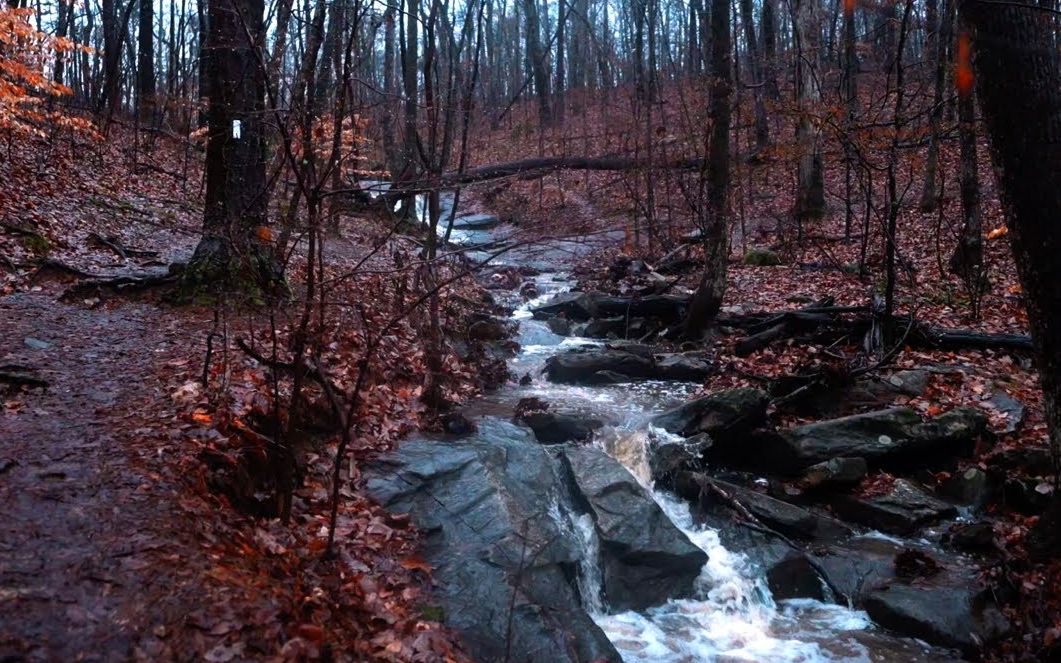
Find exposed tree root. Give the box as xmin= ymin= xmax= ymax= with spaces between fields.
xmin=86 ymin=232 xmax=160 ymax=259
xmin=60 ymin=268 xmax=181 ymax=301
xmin=0 ymin=365 xmax=48 ymax=389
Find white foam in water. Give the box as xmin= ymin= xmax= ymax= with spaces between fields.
xmin=573 ymin=513 xmax=605 ymax=615
xmin=589 ymin=429 xmax=874 ymax=662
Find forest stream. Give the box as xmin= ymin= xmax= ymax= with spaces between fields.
xmin=364 ymin=196 xmax=993 ymax=662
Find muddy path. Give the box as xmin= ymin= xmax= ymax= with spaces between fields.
xmin=0 ymin=289 xmax=223 ymax=660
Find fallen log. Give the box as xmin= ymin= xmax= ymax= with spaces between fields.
xmin=436 ymin=155 xmax=704 ymax=188
xmin=909 ymin=325 xmax=1033 ymax=352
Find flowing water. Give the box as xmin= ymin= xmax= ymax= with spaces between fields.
xmin=424 ymin=194 xmax=953 ymax=662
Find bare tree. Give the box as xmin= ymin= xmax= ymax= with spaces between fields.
xmin=684 ymin=0 xmax=731 ymax=339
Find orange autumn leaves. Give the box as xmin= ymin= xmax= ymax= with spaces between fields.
xmin=0 ymin=6 xmax=94 ymax=136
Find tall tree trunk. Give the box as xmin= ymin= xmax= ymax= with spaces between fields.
xmin=554 ymin=0 xmax=565 ymax=125
xmin=521 ymin=0 xmax=550 ymax=124
xmin=841 ymin=0 xmax=858 ymax=237
xmin=794 ymin=0 xmax=825 ymax=226
xmin=739 ymin=0 xmax=768 ymax=149
xmin=137 ymin=0 xmax=156 ymax=125
xmin=761 ymin=0 xmax=779 ymax=102
xmin=196 ymin=0 xmax=209 ymax=125
xmin=959 ymin=1 xmax=1061 ymax=521
xmin=267 ymin=0 xmax=294 ymax=97
xmin=185 ymin=0 xmax=273 ymax=288
xmin=948 ymin=24 xmax=983 ymax=298
xmin=101 ymin=0 xmax=121 ymax=117
xmin=54 ymin=0 xmax=71 ymax=86
xmin=380 ymin=3 xmax=402 ymax=177
xmin=919 ymin=0 xmax=950 ymax=211
xmin=684 ymin=0 xmax=731 ymax=339
xmin=398 ymin=0 xmax=419 ymax=216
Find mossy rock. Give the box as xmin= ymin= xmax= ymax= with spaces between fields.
xmin=744 ymin=247 xmax=782 ymax=266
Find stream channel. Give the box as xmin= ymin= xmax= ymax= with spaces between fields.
xmin=365 ymin=194 xmax=973 ymax=662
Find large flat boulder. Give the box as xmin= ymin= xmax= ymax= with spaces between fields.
xmin=560 ymin=446 xmax=707 ymax=611
xmin=530 ymin=292 xmax=691 ymax=323
xmin=865 ymin=583 xmax=1010 ymax=655
xmin=530 ymin=292 xmax=596 ymax=321
xmin=831 ymin=479 xmax=958 ymax=534
xmin=450 ymin=212 xmax=501 ymax=230
xmin=544 ymin=348 xmax=712 ymax=385
xmin=365 ymin=419 xmax=706 ymax=660
xmin=519 ymin=411 xmax=603 ymax=444
xmin=710 ymin=479 xmax=852 ymax=542
xmin=778 ymin=407 xmax=987 ymax=472
xmin=651 ymin=388 xmax=770 ymax=441
xmin=364 ymin=423 xmax=619 ymax=663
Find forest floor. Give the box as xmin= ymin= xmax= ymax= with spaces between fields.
xmin=1 ymin=131 xmax=473 ymax=661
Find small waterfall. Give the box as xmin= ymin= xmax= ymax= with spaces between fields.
xmin=589 ymin=428 xmax=873 ymax=662
xmin=573 ymin=513 xmax=605 ymax=615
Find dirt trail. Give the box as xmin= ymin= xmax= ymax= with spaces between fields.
xmin=0 ymin=288 xmax=218 ymax=661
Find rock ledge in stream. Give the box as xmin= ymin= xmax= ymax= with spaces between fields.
xmin=560 ymin=445 xmax=707 ymax=610
xmin=364 ymin=419 xmax=705 ymax=662
xmin=544 ymin=347 xmax=713 ymax=384
xmin=747 ymin=407 xmax=988 ymax=475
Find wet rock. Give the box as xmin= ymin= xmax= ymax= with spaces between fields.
xmin=545 ymin=317 xmax=572 ymax=336
xmin=800 ymin=457 xmax=868 ymax=491
xmin=519 ymin=282 xmax=540 ymax=299
xmin=559 ymin=446 xmax=708 ymax=611
xmin=864 ymin=584 xmax=1011 ymax=655
xmin=767 ymin=553 xmax=826 ymax=600
xmin=530 ymin=292 xmax=691 ymax=324
xmin=649 ymin=433 xmax=713 ymax=488
xmin=514 ymin=396 xmax=549 ymax=418
xmin=531 ymin=292 xmax=596 ymax=321
xmin=581 ymin=316 xmax=650 ymax=339
xmin=811 ymin=536 xmax=907 ymax=606
xmin=441 ymin=411 xmax=477 ymax=436
xmin=832 ymin=479 xmax=958 ymax=534
xmin=451 ymin=213 xmax=501 ymax=230
xmin=777 ymin=407 xmax=987 ymax=472
xmin=591 ymin=294 xmax=691 ymax=321
xmin=364 ymin=422 xmax=622 ymax=662
xmin=987 ymin=391 xmax=1025 ymax=434
xmin=711 ymin=480 xmax=852 ymax=542
xmin=944 ymin=521 xmax=996 ymax=552
xmin=486 ymin=266 xmax=522 ymax=290
xmin=519 ymin=411 xmax=603 ymax=444
xmin=988 ymin=445 xmax=1053 ymax=476
xmin=651 ymin=388 xmax=770 ymax=444
xmin=940 ymin=467 xmax=993 ymax=508
xmin=545 ymin=349 xmax=653 ymax=384
xmin=743 ymin=247 xmax=783 ymax=266
xmin=544 ymin=348 xmax=713 ymax=385
xmin=468 ymin=318 xmax=508 ymax=341
xmin=787 ymin=369 xmax=932 ymax=419
xmin=1001 ymin=477 xmax=1054 ymax=515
